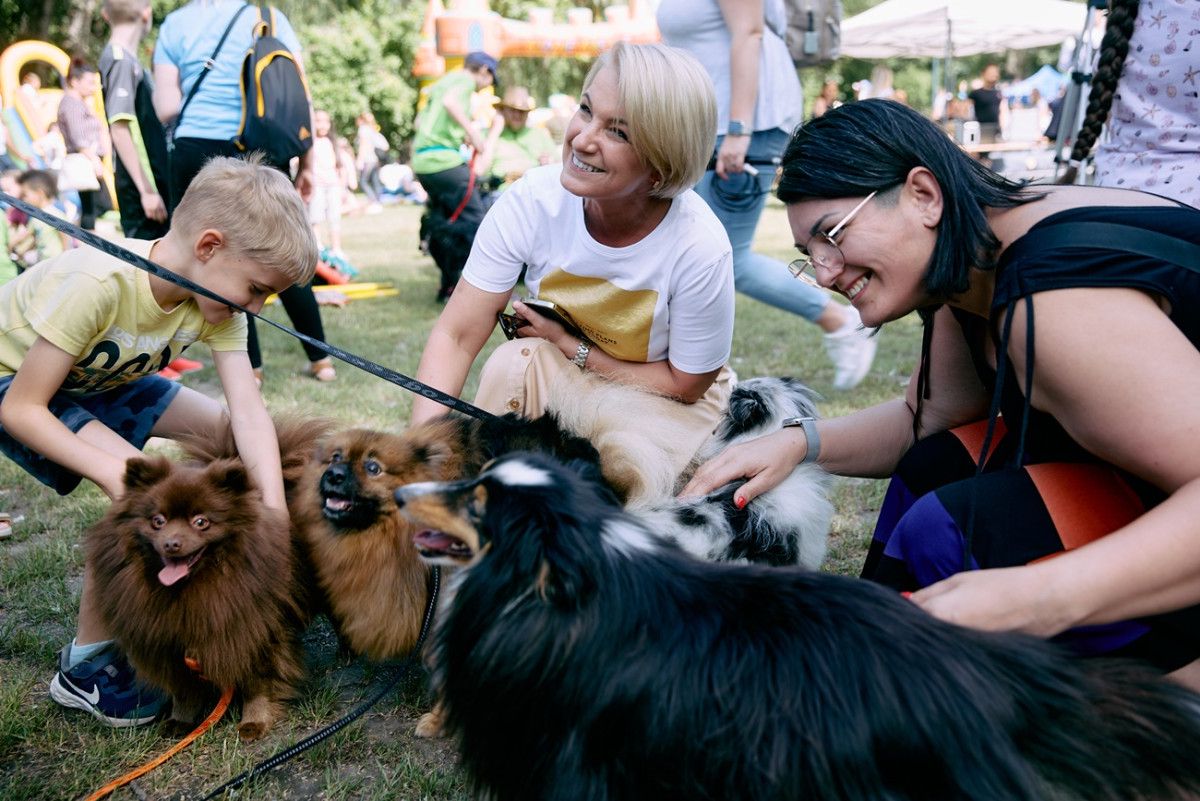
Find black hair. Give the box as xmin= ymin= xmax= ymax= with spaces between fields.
xmin=777 ymin=99 xmax=1041 ymax=304
xmin=1063 ymin=0 xmax=1140 ymax=177
xmin=67 ymin=58 xmax=97 ymax=85
xmin=17 ymin=169 xmax=58 ymax=200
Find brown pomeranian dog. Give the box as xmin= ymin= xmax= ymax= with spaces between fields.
xmin=289 ymin=425 xmax=454 ymax=662
xmin=289 ymin=407 xmax=612 ymax=659
xmin=87 ymin=456 xmax=310 ymax=741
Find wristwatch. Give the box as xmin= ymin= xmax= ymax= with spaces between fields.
xmin=781 ymin=416 xmax=820 ymax=464
xmin=572 ymin=338 xmax=591 ymax=369
xmin=726 ymin=119 xmax=749 ymax=137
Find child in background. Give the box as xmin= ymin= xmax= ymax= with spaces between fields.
xmin=307 ymin=110 xmax=349 ymax=271
xmin=0 ymin=171 xmax=21 ymax=284
xmin=335 ymin=135 xmax=365 ymax=217
xmin=99 ymin=0 xmax=202 ymax=381
xmin=10 ymin=170 xmax=68 ymax=268
xmin=0 ymin=156 xmax=317 ymax=726
xmin=99 ymin=0 xmax=170 ymax=239
xmin=32 ymin=122 xmax=66 ymax=171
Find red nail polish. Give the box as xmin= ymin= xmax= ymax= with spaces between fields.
xmin=900 ymin=591 xmax=913 ymax=599
xmin=734 ymin=495 xmax=747 ymax=509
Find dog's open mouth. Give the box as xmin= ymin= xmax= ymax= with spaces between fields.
xmin=323 ymin=492 xmax=354 ymax=515
xmin=158 ymin=547 xmax=205 ymax=586
xmin=413 ymin=529 xmax=473 ymax=560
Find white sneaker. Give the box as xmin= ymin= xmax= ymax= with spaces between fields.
xmin=823 ymin=305 xmax=878 ymax=390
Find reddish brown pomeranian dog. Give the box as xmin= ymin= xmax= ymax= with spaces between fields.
xmin=289 ymin=425 xmax=446 ymax=662
xmin=87 ymin=456 xmax=310 ymax=741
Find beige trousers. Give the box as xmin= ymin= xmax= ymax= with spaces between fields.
xmin=473 ymin=338 xmax=734 ymax=503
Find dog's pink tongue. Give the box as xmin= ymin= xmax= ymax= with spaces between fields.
xmin=158 ymin=559 xmax=190 ymax=586
xmin=414 ymin=530 xmax=456 ymax=552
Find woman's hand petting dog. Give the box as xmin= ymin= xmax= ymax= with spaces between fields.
xmin=679 ymin=428 xmax=805 ymax=504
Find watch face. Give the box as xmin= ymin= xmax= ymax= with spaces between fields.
xmin=727 ymin=120 xmax=746 ymax=136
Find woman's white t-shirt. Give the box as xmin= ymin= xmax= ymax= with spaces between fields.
xmin=463 ymin=165 xmax=734 ymax=374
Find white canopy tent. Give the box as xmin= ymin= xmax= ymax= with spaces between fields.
xmin=841 ymin=0 xmax=1088 ymax=59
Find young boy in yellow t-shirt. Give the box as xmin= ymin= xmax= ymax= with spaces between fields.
xmin=0 ymin=155 xmax=317 ymax=726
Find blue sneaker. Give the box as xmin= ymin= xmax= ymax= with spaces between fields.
xmin=48 ymin=643 xmax=167 ymax=727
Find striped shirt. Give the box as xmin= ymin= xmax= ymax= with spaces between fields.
xmin=56 ymin=94 xmax=106 ymax=156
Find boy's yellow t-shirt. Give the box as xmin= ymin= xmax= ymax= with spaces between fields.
xmin=0 ymin=237 xmax=247 ymax=395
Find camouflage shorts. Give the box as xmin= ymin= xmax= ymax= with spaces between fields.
xmin=0 ymin=373 xmax=180 ymax=495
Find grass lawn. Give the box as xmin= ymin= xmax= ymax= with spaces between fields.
xmin=0 ymin=199 xmax=921 ymax=800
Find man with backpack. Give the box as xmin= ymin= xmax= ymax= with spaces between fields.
xmin=153 ymin=0 xmax=338 ymax=384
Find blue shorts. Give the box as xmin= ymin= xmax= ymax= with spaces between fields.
xmin=0 ymin=373 xmax=180 ymax=495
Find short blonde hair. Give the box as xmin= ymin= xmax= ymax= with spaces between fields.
xmin=102 ymin=0 xmax=149 ymax=25
xmin=172 ymin=155 xmax=317 ymax=285
xmin=583 ymin=43 xmax=716 ymax=199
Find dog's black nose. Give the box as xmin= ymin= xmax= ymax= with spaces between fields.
xmin=323 ymin=462 xmax=350 ymax=487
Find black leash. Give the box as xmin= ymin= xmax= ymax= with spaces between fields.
xmin=0 ymin=192 xmax=497 ymax=421
xmin=200 ymin=566 xmax=442 ymax=800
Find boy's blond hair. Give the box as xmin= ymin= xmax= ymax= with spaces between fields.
xmin=102 ymin=0 xmax=149 ymax=25
xmin=583 ymin=43 xmax=716 ymax=200
xmin=172 ymin=155 xmax=318 ymax=285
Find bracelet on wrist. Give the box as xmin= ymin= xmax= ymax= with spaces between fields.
xmin=781 ymin=416 xmax=820 ymax=465
xmin=571 ymin=338 xmax=591 ymax=370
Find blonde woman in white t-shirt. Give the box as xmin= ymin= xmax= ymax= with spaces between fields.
xmin=411 ymin=43 xmax=735 ymax=480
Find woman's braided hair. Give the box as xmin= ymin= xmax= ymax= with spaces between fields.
xmin=1060 ymin=0 xmax=1141 ymax=182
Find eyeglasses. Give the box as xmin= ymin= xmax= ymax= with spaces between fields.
xmin=787 ymin=191 xmax=877 ymax=286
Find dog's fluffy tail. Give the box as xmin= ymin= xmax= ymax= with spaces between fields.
xmin=178 ymin=416 xmax=335 ymax=486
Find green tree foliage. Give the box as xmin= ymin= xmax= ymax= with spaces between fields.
xmin=301 ymin=2 xmax=425 ymax=152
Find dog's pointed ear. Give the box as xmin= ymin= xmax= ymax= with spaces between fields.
xmin=538 ymin=542 xmax=594 ymax=608
xmin=207 ymin=460 xmax=251 ymax=494
xmin=124 ymin=456 xmax=172 ymax=491
xmin=411 ymin=438 xmax=455 ymax=474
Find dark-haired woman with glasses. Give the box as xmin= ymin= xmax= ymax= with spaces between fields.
xmin=684 ymin=98 xmax=1200 ymax=686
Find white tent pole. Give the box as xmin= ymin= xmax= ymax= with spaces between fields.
xmin=943 ymin=17 xmax=953 ymax=96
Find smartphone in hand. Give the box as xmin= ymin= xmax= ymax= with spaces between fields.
xmin=497 ymin=298 xmax=582 ymax=340
xmin=520 ymin=299 xmax=582 ymax=337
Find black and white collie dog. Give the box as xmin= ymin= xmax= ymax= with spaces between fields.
xmin=641 ymin=376 xmax=833 ymax=568
xmin=398 ymin=452 xmax=1200 ymax=801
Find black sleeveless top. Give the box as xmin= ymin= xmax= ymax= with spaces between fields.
xmin=946 ymin=205 xmax=1200 ymax=472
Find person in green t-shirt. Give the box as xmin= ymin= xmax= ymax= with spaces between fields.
xmin=413 ymin=51 xmax=498 ymax=302
xmin=488 ymin=86 xmax=557 ymax=189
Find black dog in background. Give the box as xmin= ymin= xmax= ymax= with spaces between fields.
xmin=419 ymin=176 xmax=501 ymax=302
xmin=398 ymin=451 xmax=1200 ymax=801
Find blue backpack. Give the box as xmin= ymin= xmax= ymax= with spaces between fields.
xmin=233 ymin=4 xmax=313 ymax=165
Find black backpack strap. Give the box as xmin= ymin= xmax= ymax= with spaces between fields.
xmin=255 ymin=3 xmax=273 ymax=36
xmin=1003 ymin=221 xmax=1200 ymax=274
xmin=172 ymin=3 xmax=251 ymax=144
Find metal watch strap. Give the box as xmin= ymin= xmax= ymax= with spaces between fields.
xmin=782 ymin=417 xmax=820 ymax=464
xmin=572 ymin=339 xmax=591 ymax=369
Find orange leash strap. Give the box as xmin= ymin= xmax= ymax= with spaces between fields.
xmin=81 ymin=685 xmax=234 ymax=801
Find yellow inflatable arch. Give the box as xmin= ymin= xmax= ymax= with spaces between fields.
xmin=1 ymin=40 xmax=116 ymax=204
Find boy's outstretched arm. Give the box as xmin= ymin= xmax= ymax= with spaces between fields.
xmin=0 ymin=337 xmax=139 ymax=499
xmin=212 ymin=348 xmax=285 ymax=510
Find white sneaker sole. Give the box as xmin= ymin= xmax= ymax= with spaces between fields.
xmin=49 ymin=673 xmax=158 ymax=727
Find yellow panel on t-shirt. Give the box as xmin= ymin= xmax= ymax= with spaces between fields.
xmin=537 ymin=270 xmax=657 ymax=363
